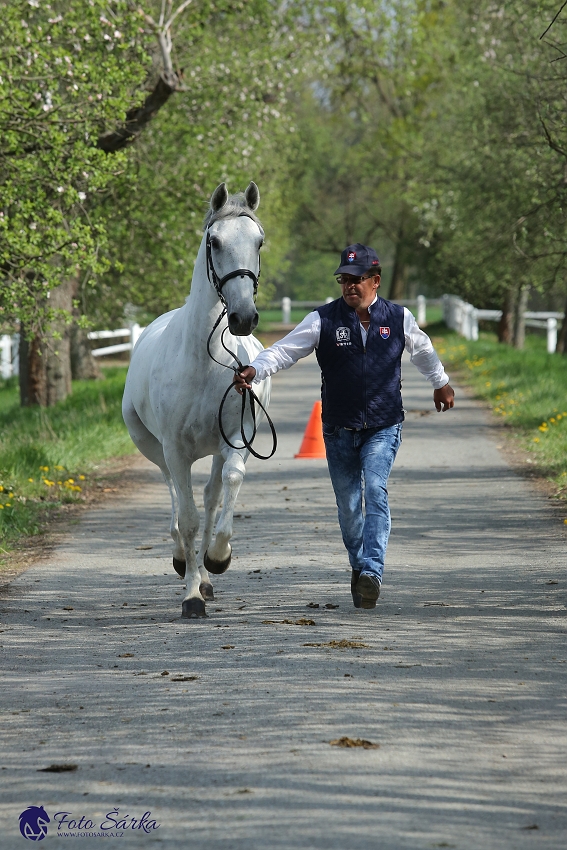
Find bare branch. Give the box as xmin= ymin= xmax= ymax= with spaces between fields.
xmin=164 ymin=0 xmax=193 ymax=31
xmin=540 ymin=2 xmax=567 ymax=41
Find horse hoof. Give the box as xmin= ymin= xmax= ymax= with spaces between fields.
xmin=204 ymin=547 xmax=232 ymax=575
xmin=182 ymin=598 xmax=207 ymax=619
xmin=199 ymin=582 xmax=215 ymax=601
xmin=173 ymin=557 xmax=186 ymax=578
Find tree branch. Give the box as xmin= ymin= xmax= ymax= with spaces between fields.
xmin=97 ymin=1 xmax=191 ymax=152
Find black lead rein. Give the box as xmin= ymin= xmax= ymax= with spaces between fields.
xmin=205 ymin=219 xmax=277 ymax=461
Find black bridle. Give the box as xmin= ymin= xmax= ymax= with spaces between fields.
xmin=205 ymin=217 xmax=277 ymax=461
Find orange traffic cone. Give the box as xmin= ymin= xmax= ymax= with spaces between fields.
xmin=294 ymin=400 xmax=326 ymax=459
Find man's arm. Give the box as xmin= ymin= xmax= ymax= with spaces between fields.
xmin=233 ymin=310 xmax=321 ymax=394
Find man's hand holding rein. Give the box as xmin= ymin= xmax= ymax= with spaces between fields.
xmin=234 ymin=365 xmax=257 ymax=394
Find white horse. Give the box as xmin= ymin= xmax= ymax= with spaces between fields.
xmin=122 ymin=182 xmax=270 ymax=618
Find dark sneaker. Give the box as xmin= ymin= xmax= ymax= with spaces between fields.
xmin=350 ymin=570 xmax=362 ymax=609
xmin=356 ymin=573 xmax=381 ymax=609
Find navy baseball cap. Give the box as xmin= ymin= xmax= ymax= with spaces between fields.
xmin=334 ymin=243 xmax=381 ymax=277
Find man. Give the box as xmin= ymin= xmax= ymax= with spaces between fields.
xmin=234 ymin=243 xmax=454 ymax=609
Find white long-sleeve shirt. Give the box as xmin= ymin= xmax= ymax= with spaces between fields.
xmin=250 ymin=301 xmax=449 ymax=389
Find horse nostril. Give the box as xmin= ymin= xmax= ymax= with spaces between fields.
xmin=251 ymin=311 xmax=259 ymax=330
xmin=228 ymin=312 xmax=239 ymax=328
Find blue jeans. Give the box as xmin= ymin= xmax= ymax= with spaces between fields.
xmin=323 ymin=423 xmax=402 ymax=583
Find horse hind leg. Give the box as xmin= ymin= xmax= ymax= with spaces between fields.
xmin=162 ymin=469 xmax=186 ymax=577
xmin=196 ymin=455 xmax=224 ymax=599
xmin=204 ymin=448 xmax=246 ymax=575
xmin=123 ymin=404 xmax=185 ymax=575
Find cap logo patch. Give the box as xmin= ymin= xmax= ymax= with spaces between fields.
xmin=336 ymin=326 xmax=351 ymax=346
xmin=380 ymin=326 xmax=390 ymax=339
xmin=347 ymin=251 xmax=356 ymax=263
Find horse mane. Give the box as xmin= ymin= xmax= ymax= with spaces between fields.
xmin=203 ymin=192 xmax=262 ymax=230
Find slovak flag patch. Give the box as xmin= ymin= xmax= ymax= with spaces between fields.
xmin=380 ymin=326 xmax=390 ymax=339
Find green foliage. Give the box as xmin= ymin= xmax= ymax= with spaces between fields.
xmin=0 ymin=365 xmax=133 ymax=542
xmin=0 ymin=0 xmax=151 ymax=336
xmin=433 ymin=328 xmax=567 ymax=500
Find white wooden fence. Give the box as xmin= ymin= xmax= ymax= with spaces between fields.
xmin=1 ymin=295 xmax=563 ymax=379
xmin=442 ymin=294 xmax=563 ymax=353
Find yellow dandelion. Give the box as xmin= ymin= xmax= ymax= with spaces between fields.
xmin=54 ymin=465 xmax=64 ymax=470
xmin=8 ymin=492 xmax=13 ymax=498
xmin=39 ymin=466 xmax=49 ymax=472
xmin=67 ymin=478 xmax=74 ymax=484
xmin=550 ymin=418 xmax=556 ymax=424
xmin=533 ymin=438 xmax=540 ymax=443
xmin=43 ymin=479 xmax=55 ymax=487
xmin=0 ymin=505 xmax=4 ymax=510
xmin=538 ymin=426 xmax=547 ymax=433
xmin=5 ymin=503 xmax=11 ymax=507
xmin=28 ymin=478 xmax=34 ymax=483
xmin=0 ymin=485 xmax=3 ymax=492
xmin=79 ymin=475 xmax=85 ymax=481
xmin=564 ymin=519 xmax=567 ymax=525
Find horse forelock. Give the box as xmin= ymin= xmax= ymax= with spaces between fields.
xmin=203 ymin=192 xmax=262 ymax=230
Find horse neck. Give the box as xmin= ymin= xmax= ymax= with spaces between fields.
xmin=182 ymin=236 xmax=227 ymax=360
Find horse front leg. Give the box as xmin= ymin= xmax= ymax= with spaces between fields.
xmin=196 ymin=454 xmax=224 ymax=600
xmin=204 ymin=447 xmax=246 ymax=575
xmin=164 ymin=448 xmax=206 ymax=619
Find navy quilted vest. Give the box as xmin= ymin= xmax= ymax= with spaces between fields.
xmin=315 ymin=296 xmax=405 ymax=429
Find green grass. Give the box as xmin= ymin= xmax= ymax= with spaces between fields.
xmin=0 ymin=367 xmax=135 ymax=545
xmin=428 ymin=323 xmax=567 ymax=504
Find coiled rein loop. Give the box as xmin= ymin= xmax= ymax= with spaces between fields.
xmin=205 ymin=218 xmax=277 ymax=461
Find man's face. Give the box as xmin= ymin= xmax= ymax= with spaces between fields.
xmin=339 ymin=274 xmax=380 ymax=311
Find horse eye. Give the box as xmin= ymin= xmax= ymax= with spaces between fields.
xmin=210 ymin=236 xmax=221 ymax=250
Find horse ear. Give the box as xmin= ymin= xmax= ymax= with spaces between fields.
xmin=211 ymin=183 xmax=228 ymax=213
xmin=245 ymin=181 xmax=260 ymax=211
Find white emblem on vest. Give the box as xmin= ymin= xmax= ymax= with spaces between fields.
xmin=336 ymin=326 xmax=350 ymax=343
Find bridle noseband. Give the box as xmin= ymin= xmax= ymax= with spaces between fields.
xmin=205 ymin=213 xmax=277 ymax=461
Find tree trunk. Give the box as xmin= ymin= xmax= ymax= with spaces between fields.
xmin=497 ymin=289 xmax=514 ymax=343
xmin=70 ymin=324 xmax=103 ymax=380
xmin=44 ymin=279 xmax=73 ymax=404
xmin=388 ymin=223 xmax=406 ymax=301
xmin=19 ymin=280 xmax=73 ymax=406
xmin=556 ymin=293 xmax=567 ymax=354
xmin=70 ymin=277 xmax=102 ymax=380
xmin=513 ymin=284 xmax=530 ymax=349
xmin=19 ymin=333 xmax=46 ymax=406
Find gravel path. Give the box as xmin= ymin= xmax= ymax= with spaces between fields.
xmin=1 ymin=352 xmax=566 ymax=849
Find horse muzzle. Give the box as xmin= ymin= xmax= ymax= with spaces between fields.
xmin=228 ymin=309 xmax=259 ymax=336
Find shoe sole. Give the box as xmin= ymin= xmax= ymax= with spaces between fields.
xmin=356 ymin=574 xmax=381 ymax=608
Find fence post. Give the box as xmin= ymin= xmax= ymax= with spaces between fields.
xmin=130 ymin=323 xmax=142 ymax=354
xmin=471 ymin=308 xmax=479 ymax=341
xmin=282 ymin=297 xmax=291 ymax=324
xmin=417 ymin=294 xmax=426 ymax=326
xmin=0 ymin=335 xmax=12 ymax=379
xmin=547 ymin=317 xmax=557 ymax=354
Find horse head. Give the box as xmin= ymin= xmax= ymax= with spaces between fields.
xmin=205 ymin=182 xmax=264 ymax=336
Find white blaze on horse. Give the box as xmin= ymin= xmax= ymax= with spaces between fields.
xmin=123 ymin=182 xmax=271 ymax=618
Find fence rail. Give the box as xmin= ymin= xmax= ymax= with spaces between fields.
xmin=443 ymin=294 xmax=564 ymax=353
xmin=1 ymin=295 xmax=563 ymax=379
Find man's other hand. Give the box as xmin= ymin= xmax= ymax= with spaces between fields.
xmin=433 ymin=384 xmax=455 ymax=412
xmin=233 ymin=365 xmax=257 ymax=395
